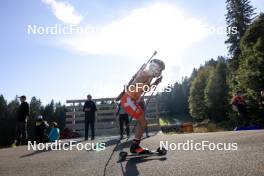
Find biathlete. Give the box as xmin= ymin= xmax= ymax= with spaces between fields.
xmin=119 ymin=59 xmax=165 ymax=154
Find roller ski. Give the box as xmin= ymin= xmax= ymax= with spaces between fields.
xmin=119 ymin=147 xmax=167 ymax=161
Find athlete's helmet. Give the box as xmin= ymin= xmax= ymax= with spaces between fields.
xmin=149 ymin=59 xmax=165 ymax=77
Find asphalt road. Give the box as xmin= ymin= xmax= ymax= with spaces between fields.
xmin=0 ymin=130 xmax=264 ymax=176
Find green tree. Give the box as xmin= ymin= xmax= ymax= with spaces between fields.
xmin=225 ymin=0 xmax=256 ymax=68
xmin=237 ymin=14 xmax=264 ymax=120
xmin=0 ymin=97 xmax=19 ymax=146
xmin=6 ymin=96 xmax=20 ymax=119
xmin=189 ymin=68 xmax=198 ymax=84
xmin=205 ymin=57 xmax=229 ymax=122
xmin=41 ymin=100 xmax=55 ymax=122
xmin=189 ymin=66 xmax=214 ymax=120
xmin=157 ymin=77 xmax=190 ymax=121
xmin=238 ymin=14 xmax=264 ymax=92
xmin=30 ymin=97 xmax=42 ymax=119
xmin=173 ymin=77 xmax=189 ymax=116
xmin=0 ymin=95 xmax=7 ymax=119
xmin=54 ymin=102 xmax=67 ymax=130
xmin=28 ymin=97 xmax=42 ymax=142
xmin=0 ymin=95 xmax=8 ymax=146
xmin=40 ymin=100 xmax=66 ymax=130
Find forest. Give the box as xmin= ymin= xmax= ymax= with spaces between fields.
xmin=1 ymin=0 xmax=264 ymax=147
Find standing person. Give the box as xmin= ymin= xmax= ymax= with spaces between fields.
xmin=116 ymin=103 xmax=130 ymax=139
xmin=83 ymin=94 xmax=97 ymax=140
xmin=48 ymin=122 xmax=60 ymax=142
xmin=231 ymin=91 xmax=249 ymax=128
xmin=15 ymin=95 xmax=30 ymax=145
xmin=35 ymin=115 xmax=49 ymax=143
xmin=119 ymin=59 xmax=165 ymax=154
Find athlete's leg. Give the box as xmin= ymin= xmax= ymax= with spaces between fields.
xmin=130 ymin=115 xmax=149 ymax=154
xmin=134 ymin=115 xmax=147 ymax=139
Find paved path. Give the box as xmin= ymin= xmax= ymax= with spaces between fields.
xmin=0 ymin=130 xmax=264 ymax=176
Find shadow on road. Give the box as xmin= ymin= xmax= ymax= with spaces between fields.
xmin=120 ymin=156 xmax=167 ymax=176
xmin=103 ymin=131 xmax=159 ymax=152
xmin=20 ymin=140 xmax=82 ymax=158
xmin=102 ymin=132 xmax=160 ymax=176
xmin=20 ymin=148 xmax=52 ymax=158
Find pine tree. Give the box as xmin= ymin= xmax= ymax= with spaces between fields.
xmin=6 ymin=96 xmax=20 ymax=119
xmin=237 ymin=14 xmax=264 ymax=119
xmin=225 ymin=0 xmax=255 ymax=69
xmin=28 ymin=97 xmax=42 ymax=141
xmin=0 ymin=95 xmax=7 ymax=119
xmin=41 ymin=100 xmax=55 ymax=122
xmin=30 ymin=96 xmax=42 ymax=119
xmin=54 ymin=102 xmax=67 ymax=130
xmin=205 ymin=57 xmax=229 ymax=122
xmin=189 ymin=66 xmax=214 ymax=120
xmin=1 ymin=97 xmax=20 ymax=145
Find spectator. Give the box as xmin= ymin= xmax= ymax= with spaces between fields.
xmin=116 ymin=103 xmax=130 ymax=139
xmin=231 ymin=91 xmax=250 ymax=128
xmin=35 ymin=115 xmax=49 ymax=143
xmin=83 ymin=94 xmax=97 ymax=140
xmin=15 ymin=95 xmax=29 ymax=146
xmin=48 ymin=122 xmax=60 ymax=142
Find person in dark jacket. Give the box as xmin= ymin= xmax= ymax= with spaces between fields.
xmin=15 ymin=95 xmax=30 ymax=145
xmin=35 ymin=115 xmax=49 ymax=143
xmin=83 ymin=94 xmax=97 ymax=140
xmin=116 ymin=103 xmax=130 ymax=139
